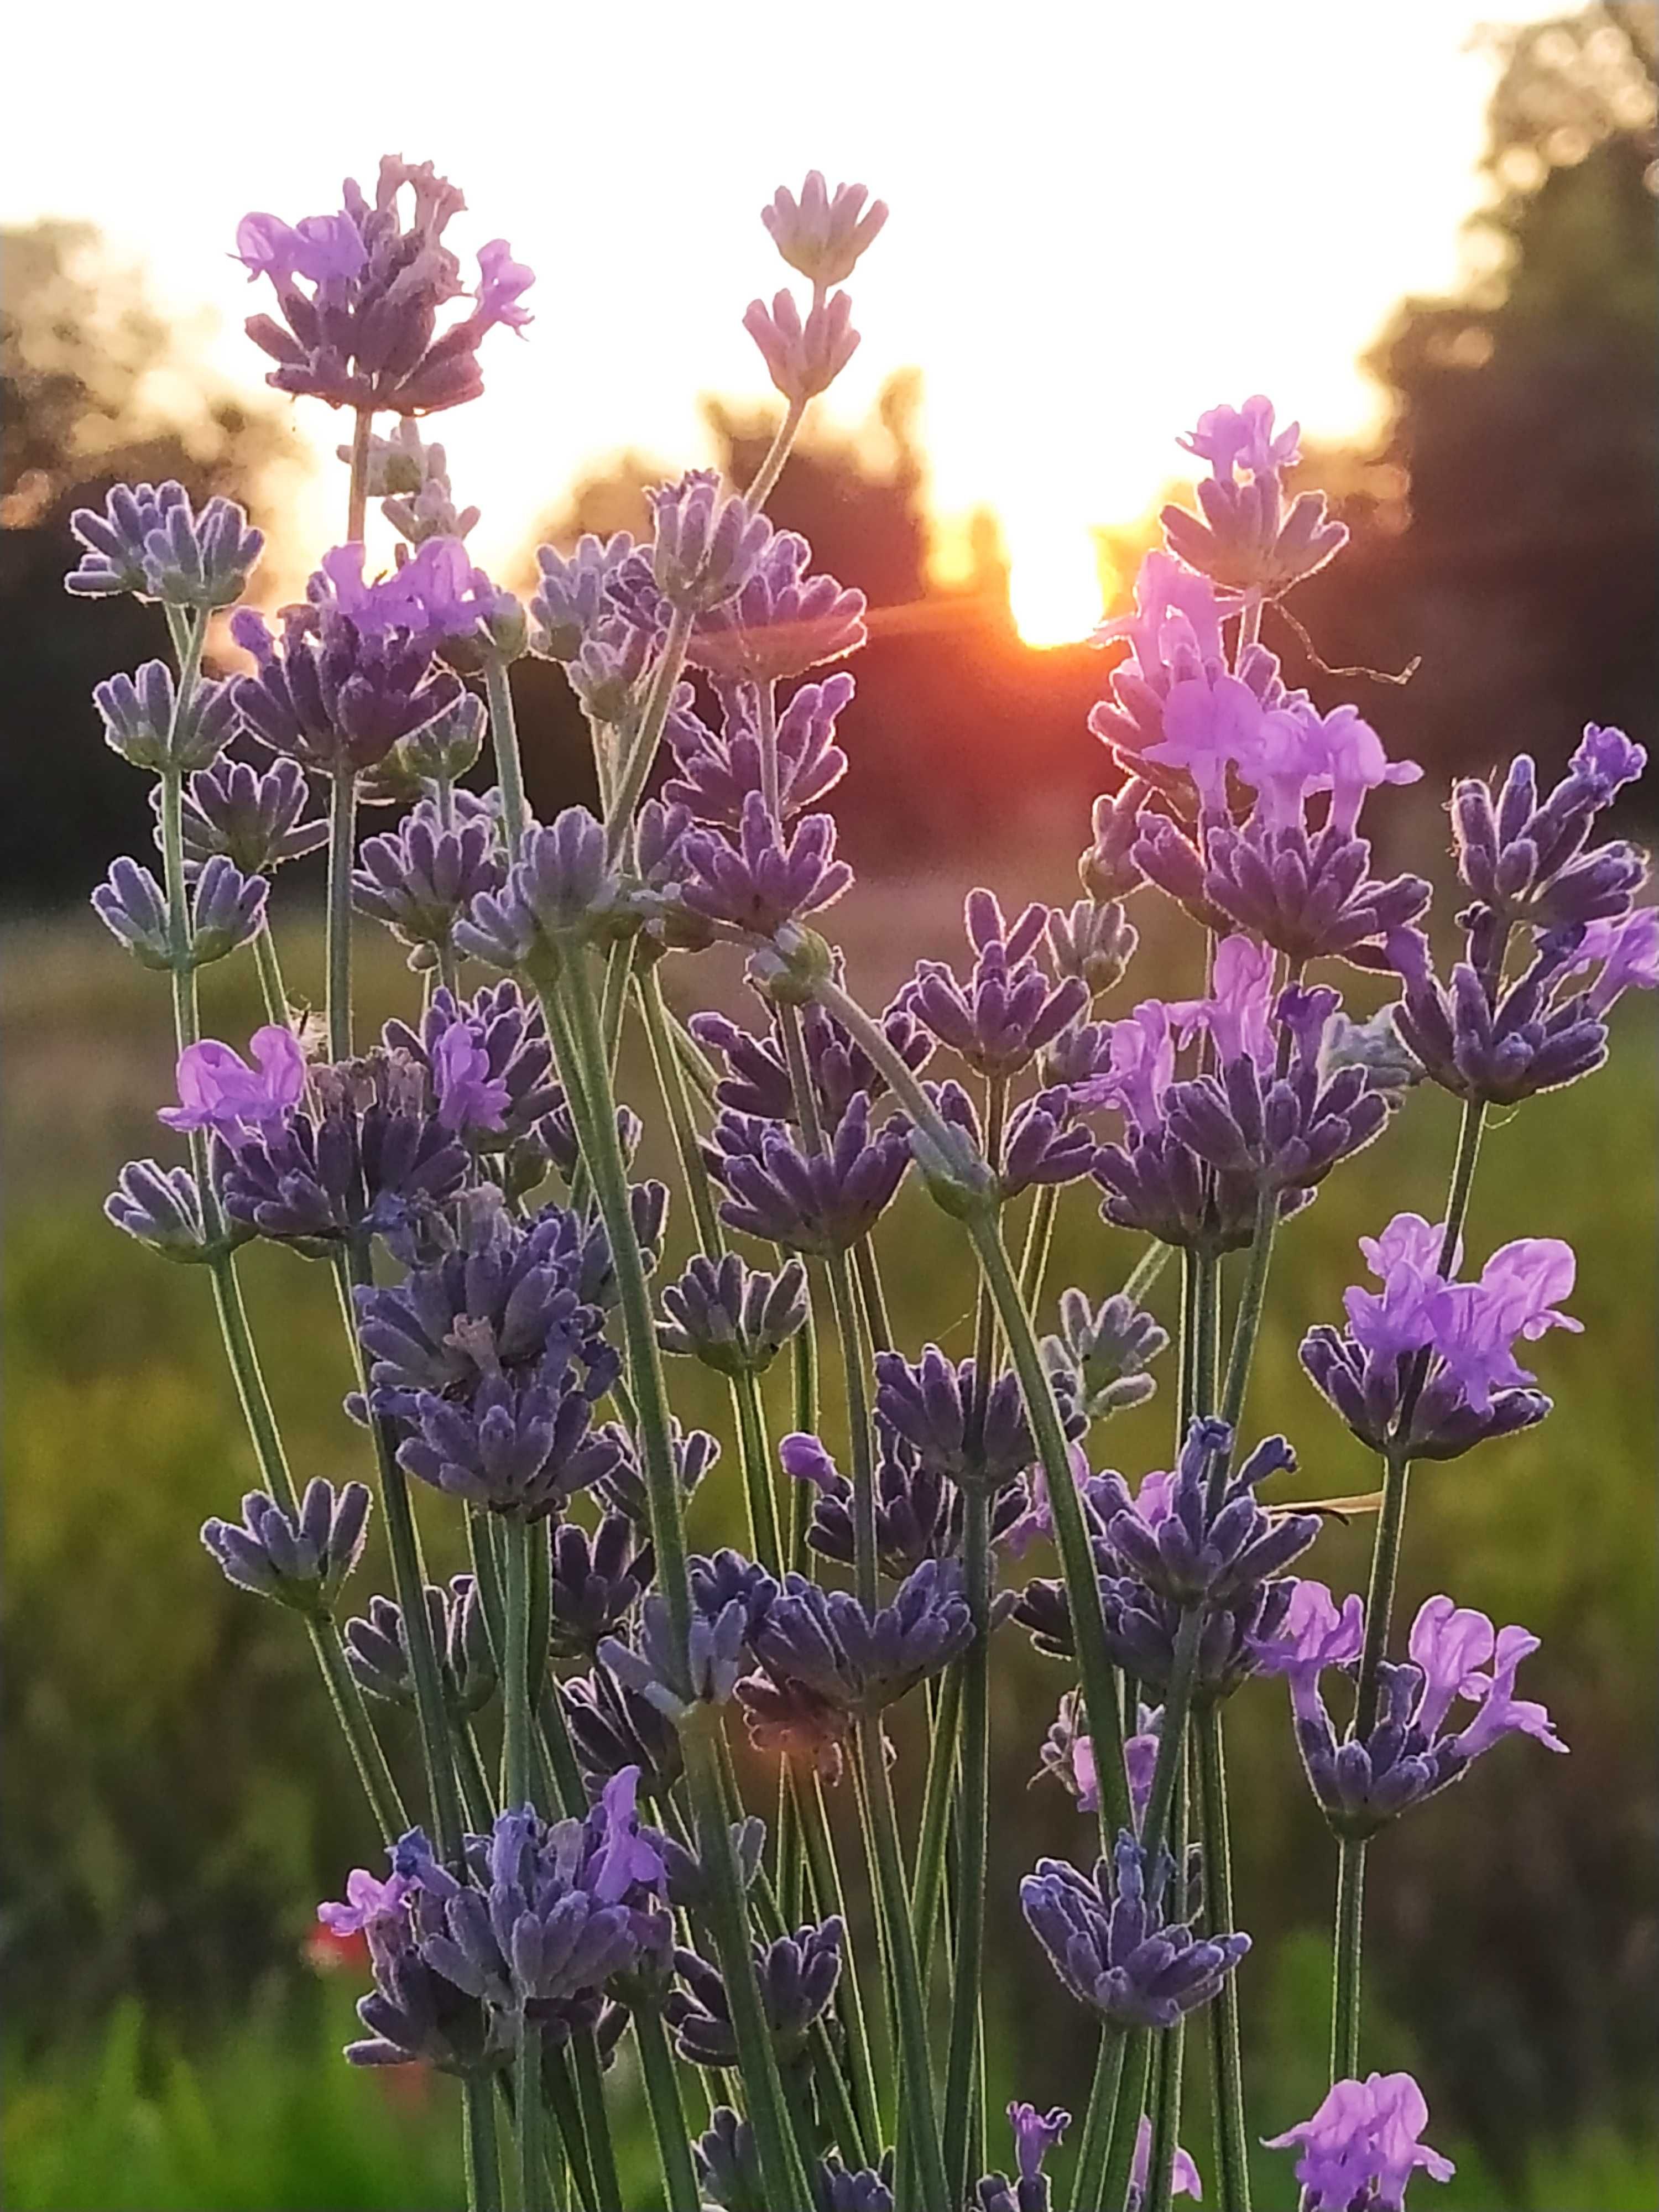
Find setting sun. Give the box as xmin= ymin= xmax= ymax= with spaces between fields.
xmin=1007 ymin=519 xmax=1112 ymax=649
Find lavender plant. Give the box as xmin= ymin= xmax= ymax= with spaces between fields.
xmin=77 ymin=154 xmax=1655 ymax=2212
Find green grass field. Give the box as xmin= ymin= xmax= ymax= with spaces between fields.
xmin=4 ymin=886 xmax=1655 ymax=2209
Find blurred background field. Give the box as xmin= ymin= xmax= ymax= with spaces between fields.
xmin=4 ymin=4 xmax=1658 ymax=2207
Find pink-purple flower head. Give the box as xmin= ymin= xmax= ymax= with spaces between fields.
xmin=745 ymin=287 xmax=860 ymax=407
xmin=1265 ymin=2072 xmax=1453 ymax=2211
xmin=1181 ymin=396 xmax=1301 ymax=481
xmin=1166 ymin=395 xmax=1347 ymax=597
xmin=761 ymin=172 xmax=888 ymax=290
xmin=318 ymin=1865 xmax=413 ymax=1940
xmin=1344 ymin=1214 xmax=1580 ymax=1415
xmin=160 ymin=1025 xmax=306 ymax=1143
xmin=1129 ymin=2115 xmax=1202 ymax=2209
xmin=237 ymin=155 xmax=533 ymax=416
xmin=1452 ymin=724 xmax=1648 ymax=932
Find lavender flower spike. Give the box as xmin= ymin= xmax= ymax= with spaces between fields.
xmin=974 ymin=2101 xmax=1071 ymax=2212
xmin=1264 ymin=2072 xmax=1453 ymax=2210
xmin=680 ymin=791 xmax=853 ymax=936
xmin=665 ymin=1918 xmax=843 ymax=2068
xmin=161 ymin=756 xmax=327 ymax=879
xmin=745 ymin=288 xmax=860 ymax=406
xmin=1020 ymin=1830 xmax=1249 ymax=2029
xmin=201 ymin=1479 xmax=371 ymax=1614
xmin=1452 ymin=725 xmax=1648 ymax=932
xmin=66 ymin=481 xmax=263 ymax=607
xmin=646 ymin=469 xmax=773 ymax=613
xmin=96 ymin=663 xmax=236 ymax=775
xmin=657 ymin=1253 xmax=810 ymax=1376
xmin=106 ymin=1157 xmax=234 ymax=1263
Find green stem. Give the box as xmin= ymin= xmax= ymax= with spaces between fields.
xmin=1142 ymin=1762 xmax=1190 ymax=2212
xmin=1196 ymin=1704 xmax=1251 ymax=2212
xmin=346 ymin=405 xmax=373 ymax=545
xmin=540 ymin=952 xmax=695 ymax=1695
xmin=251 ymin=924 xmax=290 ymax=1026
xmin=635 ymin=2006 xmax=700 ymax=2212
xmin=514 ymin=2016 xmax=545 ymax=2212
xmin=341 ymin=1243 xmax=466 ymax=1859
xmin=1097 ymin=2030 xmax=1153 ymax=2212
xmin=943 ymin=1484 xmax=992 ymax=2207
xmin=326 ymin=768 xmax=357 ymax=1062
xmin=1354 ymin=1444 xmax=1412 ymax=1743
xmin=1330 ymin=1837 xmax=1366 ymax=2083
xmin=796 ymin=1768 xmax=881 ymax=2164
xmin=541 ymin=2045 xmax=596 ymax=2212
xmin=604 ymin=605 xmax=694 ymax=860
xmin=570 ymin=2029 xmax=623 ymax=2212
xmin=1218 ymin=1183 xmax=1276 ymax=1443
xmin=731 ymin=1368 xmax=784 ymax=1574
xmin=484 ymin=653 xmax=530 ymax=862
xmin=855 ymin=1714 xmax=950 ymax=2212
xmin=1018 ymin=1183 xmax=1059 ymax=1308
xmin=1070 ymin=2027 xmax=1128 ymax=2212
xmin=305 ymin=1616 xmax=406 ymax=1840
xmin=462 ymin=2077 xmax=503 ymax=2212
xmin=636 ymin=963 xmax=725 ymax=1256
xmin=908 ymin=1659 xmax=961 ymax=1960
xmin=503 ymin=1516 xmax=534 ymax=1811
xmin=965 ymin=1212 xmax=1133 ymax=1839
xmin=684 ymin=1723 xmax=815 ymax=2210
xmin=744 ymin=396 xmax=807 ymax=511
xmin=852 ymin=1235 xmax=893 ymax=1355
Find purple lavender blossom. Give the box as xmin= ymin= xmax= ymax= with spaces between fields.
xmin=1161 ymin=394 xmax=1347 ymax=596
xmin=1387 ymin=919 xmax=1652 ymax=1105
xmin=1047 ymin=895 xmax=1139 ymax=997
xmin=599 ymin=1589 xmax=750 ymax=1718
xmin=593 ymin=1423 xmax=718 ymax=1532
xmin=160 ymin=1025 xmax=306 ymax=1141
xmin=455 ymin=806 xmax=635 ymax=968
xmin=665 ymin=671 xmax=854 ymax=827
xmin=528 ymin=532 xmax=637 ymax=662
xmin=561 ymin=1666 xmax=684 ymax=1801
xmin=373 ymin=988 xmax=560 ymax=1188
xmin=159 ymin=755 xmax=328 ymax=878
xmin=928 ymin=1077 xmax=1096 ymax=1202
xmin=395 ymin=1340 xmax=621 ymax=1520
xmin=679 ymin=790 xmax=853 ymax=935
xmin=740 ymin=1559 xmax=975 ymax=1735
xmin=1258 ymin=1581 xmax=1566 ymax=1836
xmin=1451 ymin=725 xmax=1648 ymax=931
xmin=904 ymin=889 xmax=1089 ymax=1080
xmin=66 ymin=482 xmax=263 ymax=607
xmin=786 ymin=1428 xmax=1029 ymax=1580
xmin=1080 ymin=778 xmax=1150 ymax=903
xmin=215 ymin=1047 xmax=469 ymax=1257
xmin=548 ymin=1515 xmax=654 ymax=1659
xmin=657 ymin=1252 xmax=810 ymax=1376
xmin=665 ymin=1918 xmax=843 ymax=2068
xmin=1264 ymin=2071 xmax=1454 ymax=2209
xmin=691 ymin=984 xmax=930 ymax=1133
xmin=93 ymin=853 xmax=267 ymax=971
xmin=352 ymin=797 xmax=505 ymax=969
xmin=701 ymin=1093 xmax=910 ymax=1255
xmin=760 ymin=173 xmax=889 ymax=288
xmin=647 ymin=470 xmax=774 ymax=614
xmin=744 ymin=289 xmax=861 ymax=406
xmin=684 ymin=533 xmax=867 ymax=685
xmin=231 ymin=550 xmax=465 ymax=777
xmin=1091 ymin=1415 xmax=1317 ymax=1605
xmin=873 ymin=1344 xmax=1047 ymax=1489
xmin=1020 ymin=1830 xmax=1249 ymax=2029
xmin=201 ymin=1478 xmax=370 ymax=1613
xmin=345 ymin=1577 xmax=497 ymax=1717
xmin=974 ymin=2101 xmax=1071 ymax=2212
xmin=1301 ymin=1212 xmax=1577 ymax=1457
xmin=238 ymin=158 xmax=532 ymax=415
xmin=96 ymin=662 xmax=236 ymax=774
xmin=361 ymin=423 xmax=482 ymax=546
xmin=1038 ymin=1687 xmax=1162 ymax=1832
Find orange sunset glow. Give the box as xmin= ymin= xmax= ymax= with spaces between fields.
xmin=2 ymin=1 xmax=1573 ymax=644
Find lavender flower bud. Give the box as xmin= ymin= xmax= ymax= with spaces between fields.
xmin=1044 ymin=1288 xmax=1169 ymax=1420
xmin=66 ymin=482 xmax=263 ymax=606
xmin=599 ymin=1590 xmax=748 ymax=1720
xmin=1020 ymin=1831 xmax=1249 ymax=2030
xmin=456 ymin=807 xmax=635 ymax=972
xmin=657 ymin=1253 xmax=810 ymax=1376
xmin=1094 ymin=1418 xmax=1316 ymax=1606
xmin=529 ymin=533 xmax=637 ymax=662
xmin=702 ymin=1094 xmax=910 ymax=1255
xmin=695 ymin=2107 xmax=765 ymax=2212
xmin=190 ymin=856 xmax=271 ymax=966
xmin=744 ymin=289 xmax=860 ymax=406
xmin=665 ymin=1919 xmax=843 ymax=2068
xmin=95 ymin=664 xmax=236 ymax=774
xmin=1047 ymin=898 xmax=1138 ymax=997
xmin=904 ymin=889 xmax=1089 ymax=1081
xmin=353 ymin=798 xmax=506 ymax=969
xmin=162 ymin=755 xmax=327 ymax=878
xmin=1081 ymin=781 xmax=1150 ymax=903
xmin=685 ymin=535 xmax=867 ymax=687
xmin=760 ymin=173 xmax=888 ymax=289
xmin=743 ymin=1559 xmax=976 ymax=1726
xmin=92 ymin=854 xmax=266 ymax=971
xmin=345 ymin=1578 xmax=497 ymax=1718
xmin=594 ymin=1424 xmax=718 ymax=1529
xmin=548 ymin=1515 xmax=654 ymax=1660
xmin=646 ymin=471 xmax=773 ymax=613
xmin=680 ymin=792 xmax=853 ymax=936
xmin=201 ymin=1478 xmax=370 ymax=1615
xmin=561 ymin=1668 xmax=684 ymax=1801
xmin=105 ymin=1157 xmax=232 ymax=1262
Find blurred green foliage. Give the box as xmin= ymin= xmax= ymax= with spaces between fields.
xmin=4 ymin=901 xmax=1654 ymax=2208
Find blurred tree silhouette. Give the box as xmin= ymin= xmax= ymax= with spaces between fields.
xmin=1290 ymin=4 xmax=1658 ymax=793
xmin=1 ymin=222 xmax=302 ymax=909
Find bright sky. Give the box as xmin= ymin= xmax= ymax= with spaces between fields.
xmin=5 ymin=1 xmax=1559 ymax=643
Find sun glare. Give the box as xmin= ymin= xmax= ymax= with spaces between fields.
xmin=1007 ymin=522 xmax=1109 ymax=650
